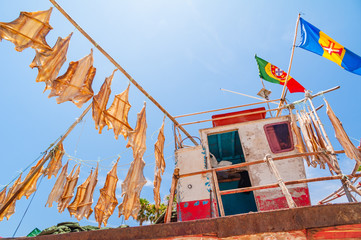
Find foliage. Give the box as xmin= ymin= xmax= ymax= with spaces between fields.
xmin=136 ymin=198 xmax=167 ymax=226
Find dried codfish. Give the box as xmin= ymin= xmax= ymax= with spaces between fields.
xmin=43 ymin=143 xmax=64 ymax=179
xmin=119 ymin=104 xmax=147 ymax=220
xmin=49 ymin=50 xmax=96 ymax=108
xmin=30 ymin=33 xmax=72 ymax=91
xmin=0 ymin=174 xmax=22 ymax=221
xmin=325 ymin=99 xmax=361 ymax=165
xmin=94 ymin=159 xmax=119 ymax=228
xmin=58 ymin=164 xmax=81 ymax=213
xmin=0 ymin=187 xmax=6 ymax=209
xmin=19 ymin=159 xmax=44 ymax=199
xmin=154 ymin=118 xmax=165 ymax=209
xmin=92 ymin=70 xmax=116 ymax=133
xmin=126 ymin=103 xmax=147 ymax=158
xmin=68 ymin=169 xmax=92 ymax=219
xmin=290 ymin=113 xmax=310 ymax=166
xmin=105 ymin=84 xmax=132 ymax=140
xmin=76 ymin=164 xmax=98 ymax=220
xmin=46 ymin=161 xmax=69 ymax=208
xmin=0 ymin=8 xmax=53 ymax=52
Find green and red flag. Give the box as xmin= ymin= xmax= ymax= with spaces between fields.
xmin=255 ymin=55 xmax=306 ymax=93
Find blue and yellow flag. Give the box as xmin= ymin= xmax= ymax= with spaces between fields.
xmin=299 ymin=18 xmax=361 ymax=76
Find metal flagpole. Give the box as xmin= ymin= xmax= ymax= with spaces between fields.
xmin=276 ymin=13 xmax=301 ymax=117
xmin=49 ymin=0 xmax=198 ymax=146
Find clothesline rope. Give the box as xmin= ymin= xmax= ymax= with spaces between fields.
xmin=63 ymin=140 xmax=174 ymax=172
xmin=0 ymin=152 xmax=46 ymax=192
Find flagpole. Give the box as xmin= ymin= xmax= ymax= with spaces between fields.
xmin=49 ymin=0 xmax=198 ymax=146
xmin=276 ymin=13 xmax=301 ymax=117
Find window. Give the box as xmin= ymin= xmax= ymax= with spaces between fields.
xmin=264 ymin=122 xmax=294 ymax=153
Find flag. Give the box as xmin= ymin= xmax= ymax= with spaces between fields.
xmin=255 ymin=55 xmax=306 ymax=93
xmin=299 ymin=18 xmax=361 ymax=76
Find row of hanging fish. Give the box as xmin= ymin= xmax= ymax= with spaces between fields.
xmin=0 ymin=8 xmax=167 ymax=227
xmin=0 ymin=8 xmax=94 ymax=107
xmin=293 ymin=99 xmax=361 ymax=175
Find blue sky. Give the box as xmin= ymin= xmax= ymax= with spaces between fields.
xmin=0 ymin=0 xmax=360 ymax=237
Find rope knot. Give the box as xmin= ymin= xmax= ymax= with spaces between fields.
xmin=264 ymin=154 xmax=272 ymax=162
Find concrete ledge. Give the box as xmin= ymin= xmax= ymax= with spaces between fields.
xmin=7 ymin=202 xmax=361 ymax=240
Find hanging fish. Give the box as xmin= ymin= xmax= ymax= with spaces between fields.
xmin=94 ymin=159 xmax=119 ymax=228
xmin=58 ymin=164 xmax=80 ymax=213
xmin=92 ymin=70 xmax=116 ymax=134
xmin=43 ymin=143 xmax=64 ymax=179
xmin=49 ymin=49 xmax=96 ymax=108
xmin=18 ymin=158 xmax=44 ymax=200
xmin=76 ymin=163 xmax=98 ymax=220
xmin=46 ymin=161 xmax=69 ymax=208
xmin=30 ymin=33 xmax=72 ymax=91
xmin=0 ymin=187 xmax=7 ymax=214
xmin=0 ymin=8 xmax=53 ymax=52
xmin=153 ymin=117 xmax=166 ymax=209
xmin=0 ymin=174 xmax=22 ymax=221
xmin=325 ymin=99 xmax=361 ymax=167
xmin=290 ymin=113 xmax=310 ymax=166
xmin=126 ymin=103 xmax=146 ymax=157
xmin=119 ymin=104 xmax=147 ymax=220
xmin=105 ymin=84 xmax=132 ymax=140
xmin=68 ymin=169 xmax=93 ymax=219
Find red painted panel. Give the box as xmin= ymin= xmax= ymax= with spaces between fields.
xmin=177 ymin=199 xmax=212 ymax=222
xmin=211 ymin=107 xmax=266 ymax=127
xmin=256 ymin=187 xmax=311 ymax=211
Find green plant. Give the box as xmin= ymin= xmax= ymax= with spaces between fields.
xmin=136 ymin=198 xmax=167 ymax=226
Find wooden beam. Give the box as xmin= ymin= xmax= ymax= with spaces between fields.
xmin=264 ymin=155 xmax=297 ymax=208
xmin=220 ymin=173 xmax=361 ymax=196
xmin=174 ymin=99 xmax=281 ymax=119
xmin=179 ymin=149 xmax=353 ymax=179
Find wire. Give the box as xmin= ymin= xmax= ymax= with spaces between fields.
xmin=12 ymin=175 xmax=45 ymax=237
xmin=0 ymin=153 xmax=46 ymax=193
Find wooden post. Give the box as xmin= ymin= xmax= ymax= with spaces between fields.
xmin=264 ymin=155 xmax=297 ymax=208
xmin=203 ymin=151 xmax=225 ymax=218
xmin=0 ymin=103 xmax=92 ymax=216
xmin=165 ymin=168 xmax=179 ymax=223
xmin=276 ymin=13 xmax=301 ymax=117
xmin=49 ymin=0 xmax=198 ymax=146
xmin=212 ymin=169 xmax=225 ymax=217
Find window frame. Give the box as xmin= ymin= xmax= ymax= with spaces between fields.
xmin=263 ymin=121 xmax=294 ymax=154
